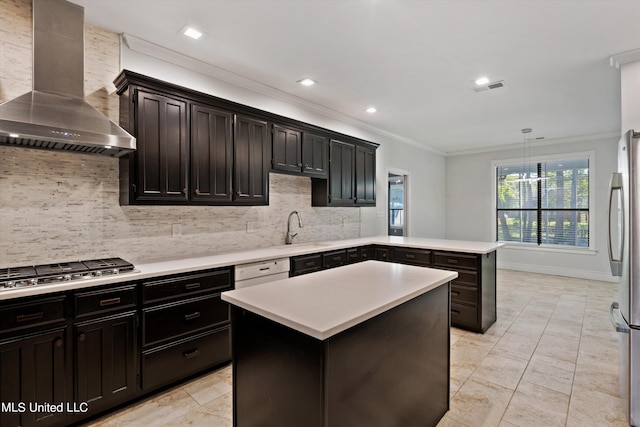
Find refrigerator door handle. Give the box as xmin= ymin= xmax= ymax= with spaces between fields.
xmin=610 ymin=302 xmax=630 ymax=333
xmin=608 ymin=172 xmax=624 ymax=276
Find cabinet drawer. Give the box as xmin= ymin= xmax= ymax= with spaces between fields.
xmin=346 ymin=248 xmax=360 ymax=264
xmin=451 ymin=285 xmax=477 ymax=306
xmin=142 ymin=269 xmax=231 ymax=304
xmin=142 ymin=326 xmax=230 ymax=391
xmin=291 ymin=254 xmax=323 ymax=276
xmin=433 ymin=252 xmax=478 ymax=270
xmin=75 ymin=285 xmax=137 ymax=317
xmin=452 ymin=270 xmax=478 ymax=287
xmin=322 ymin=250 xmax=347 ymax=269
xmin=0 ymin=296 xmax=66 ymax=333
xmin=451 ymin=303 xmax=478 ymax=329
xmin=392 ymin=247 xmax=432 ymax=266
xmin=359 ymin=246 xmax=372 ymax=261
xmin=142 ymin=294 xmax=229 ymax=346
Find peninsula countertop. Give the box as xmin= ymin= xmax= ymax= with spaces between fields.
xmin=0 ymin=236 xmax=500 ymax=300
xmin=221 ymin=260 xmax=458 ymax=340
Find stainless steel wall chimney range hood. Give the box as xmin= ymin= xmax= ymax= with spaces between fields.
xmin=0 ymin=0 xmax=135 ymax=157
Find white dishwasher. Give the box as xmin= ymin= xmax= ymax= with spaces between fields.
xmin=234 ymin=257 xmax=290 ymax=288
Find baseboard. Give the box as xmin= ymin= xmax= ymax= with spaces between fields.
xmin=497 ymin=261 xmax=618 ymax=282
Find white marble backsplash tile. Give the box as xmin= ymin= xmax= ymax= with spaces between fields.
xmin=0 ymin=146 xmax=361 ymax=266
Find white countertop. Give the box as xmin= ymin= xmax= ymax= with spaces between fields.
xmin=221 ymin=261 xmax=457 ymax=340
xmin=0 ymin=236 xmax=501 ymax=300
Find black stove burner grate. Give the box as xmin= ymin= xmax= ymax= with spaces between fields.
xmin=35 ymin=261 xmax=89 ymax=277
xmin=81 ymin=258 xmax=134 ymax=272
xmin=0 ymin=266 xmax=37 ymax=280
xmin=0 ymin=257 xmax=136 ymax=290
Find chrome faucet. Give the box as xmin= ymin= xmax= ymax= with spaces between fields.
xmin=286 ymin=211 xmax=303 ymax=244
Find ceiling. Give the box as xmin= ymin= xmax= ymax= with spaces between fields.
xmin=69 ymin=0 xmax=640 ymax=155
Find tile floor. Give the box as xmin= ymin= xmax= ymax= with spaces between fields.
xmin=85 ymin=269 xmax=628 ymax=426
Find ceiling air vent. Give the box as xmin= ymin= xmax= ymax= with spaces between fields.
xmin=472 ymin=80 xmax=506 ymax=93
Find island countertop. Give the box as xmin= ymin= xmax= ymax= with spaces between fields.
xmin=221 ymin=260 xmax=458 ymax=340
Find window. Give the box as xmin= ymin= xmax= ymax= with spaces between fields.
xmin=496 ymin=157 xmax=590 ymax=248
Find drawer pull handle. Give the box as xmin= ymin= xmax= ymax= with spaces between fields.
xmin=184 ymin=312 xmax=201 ymax=321
xmin=185 ymin=282 xmax=201 ymax=290
xmin=405 ymin=254 xmax=416 ymax=259
xmin=448 ymin=259 xmax=459 ymax=264
xmin=183 ymin=349 xmax=201 ymax=359
xmin=99 ymin=297 xmax=121 ymax=307
xmin=451 ymin=309 xmax=460 ymax=315
xmin=78 ymin=333 xmax=86 ymax=342
xmin=304 ymin=261 xmax=317 ymax=268
xmin=54 ymin=337 xmax=63 ymax=348
xmin=16 ymin=312 xmax=44 ymax=323
xmin=451 ymin=291 xmax=460 ymax=296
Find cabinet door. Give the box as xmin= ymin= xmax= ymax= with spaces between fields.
xmin=272 ymin=125 xmax=302 ymax=173
xmin=191 ymin=104 xmax=233 ymax=203
xmin=328 ymin=140 xmax=355 ymax=206
xmin=134 ymin=89 xmax=189 ymax=202
xmin=302 ymin=133 xmax=328 ymax=178
xmin=75 ymin=312 xmax=138 ymax=417
xmin=234 ymin=115 xmax=269 ymax=205
xmin=355 ymin=145 xmax=376 ymax=205
xmin=0 ymin=328 xmax=67 ymax=427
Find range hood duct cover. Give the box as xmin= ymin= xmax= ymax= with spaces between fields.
xmin=0 ymin=0 xmax=135 ymax=157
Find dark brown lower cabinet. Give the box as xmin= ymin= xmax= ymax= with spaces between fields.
xmin=0 ymin=328 xmax=67 ymax=427
xmin=73 ymin=311 xmax=138 ymax=420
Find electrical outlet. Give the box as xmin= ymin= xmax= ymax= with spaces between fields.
xmin=171 ymin=223 xmax=182 ymax=237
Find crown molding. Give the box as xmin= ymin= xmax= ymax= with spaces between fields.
xmin=121 ymin=33 xmax=445 ymax=156
xmin=445 ymin=131 xmax=620 ymax=157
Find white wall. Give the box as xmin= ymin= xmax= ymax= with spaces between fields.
xmin=446 ymin=136 xmax=618 ymax=281
xmin=121 ymin=43 xmax=448 ymax=239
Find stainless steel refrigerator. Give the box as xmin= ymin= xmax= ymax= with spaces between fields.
xmin=609 ymin=129 xmax=640 ymax=426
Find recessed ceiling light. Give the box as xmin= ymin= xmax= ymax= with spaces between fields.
xmin=475 ymin=76 xmax=490 ymax=86
xmin=183 ymin=26 xmax=203 ymax=40
xmin=297 ymin=78 xmax=316 ymax=87
xmin=366 ymin=107 xmax=377 ymax=113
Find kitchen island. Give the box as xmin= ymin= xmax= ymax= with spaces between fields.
xmin=222 ymin=261 xmax=457 ymax=427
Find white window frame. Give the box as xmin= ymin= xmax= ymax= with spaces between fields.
xmin=491 ymin=150 xmax=596 ymax=254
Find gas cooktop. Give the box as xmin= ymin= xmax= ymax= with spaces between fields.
xmin=0 ymin=257 xmax=136 ymax=290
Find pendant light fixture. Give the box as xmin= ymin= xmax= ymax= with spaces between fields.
xmin=514 ymin=128 xmax=548 ymax=183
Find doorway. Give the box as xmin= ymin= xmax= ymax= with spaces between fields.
xmin=388 ymin=172 xmax=408 ymax=236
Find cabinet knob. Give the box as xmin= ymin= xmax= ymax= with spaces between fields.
xmin=183 ymin=188 xmax=187 ymax=194
xmin=297 ymin=163 xmax=303 ymax=167
xmin=54 ymin=337 xmax=63 ymax=348
xmin=195 ymin=189 xmax=200 ymax=195
xmin=78 ymin=333 xmax=86 ymax=342
xmin=236 ymin=191 xmax=241 ymax=196
xmin=304 ymin=164 xmax=309 ymax=168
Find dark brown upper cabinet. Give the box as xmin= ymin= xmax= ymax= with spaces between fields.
xmin=312 ymin=139 xmax=376 ymax=207
xmin=272 ymin=125 xmax=328 ymax=178
xmin=272 ymin=124 xmax=302 ymax=174
xmin=133 ymin=89 xmax=189 ymax=203
xmin=234 ymin=115 xmax=269 ymax=205
xmin=355 ymin=145 xmax=376 ymax=205
xmin=191 ymin=104 xmax=233 ymax=203
xmin=115 ymin=70 xmax=376 ymax=207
